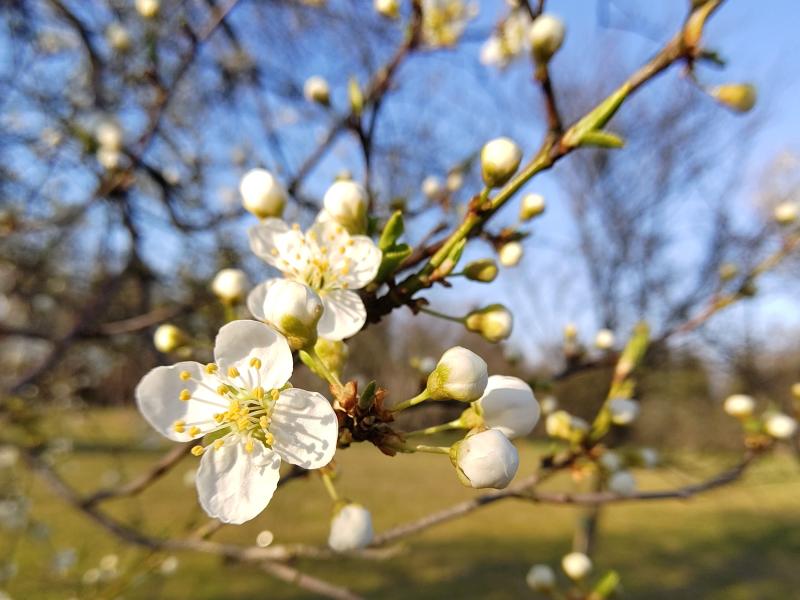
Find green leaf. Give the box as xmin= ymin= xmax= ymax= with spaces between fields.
xmin=379 ymin=210 xmax=405 ymax=250
xmin=563 ymin=84 xmax=630 ymax=149
xmin=580 ymin=130 xmax=625 ymax=149
xmin=376 ymin=243 xmax=412 ymax=282
xmin=358 ymin=380 xmax=377 ymax=410
xmin=590 ymin=570 xmax=621 ymax=599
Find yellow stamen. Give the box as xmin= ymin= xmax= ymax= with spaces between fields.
xmin=292 ymin=223 xmax=300 ymax=230
xmin=173 ymin=421 xmax=186 ymax=434
xmin=259 ymin=416 xmax=270 ymax=429
xmin=191 ymin=445 xmax=205 ymax=456
xmin=264 ymin=432 xmax=275 ymax=446
xmin=249 ymin=357 xmax=262 ymax=370
xmin=270 ymin=248 xmax=278 ymax=256
xmin=253 ymin=386 xmax=265 ymax=400
xmin=214 ymin=439 xmax=224 ymax=450
xmin=245 ymin=438 xmax=255 ymax=454
xmin=179 ymin=370 xmax=191 ymax=381
xmin=217 ymin=384 xmax=229 ymax=396
xmin=189 ymin=426 xmax=201 ymax=437
xmin=227 ymin=366 xmax=240 ymax=378
xmin=179 ymin=389 xmax=191 ymax=402
xmin=205 ymin=363 xmax=218 ymax=374
xmin=271 ymin=389 xmax=280 ymax=401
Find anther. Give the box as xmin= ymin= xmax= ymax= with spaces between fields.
xmin=227 ymin=366 xmax=240 ymax=378
xmin=179 ymin=389 xmax=191 ymax=402
xmin=189 ymin=426 xmax=201 ymax=437
xmin=191 ymin=445 xmax=205 ymax=456
xmin=179 ymin=370 xmax=191 ymax=381
xmin=173 ymin=421 xmax=186 ymax=434
xmin=249 ymin=357 xmax=262 ymax=370
xmin=205 ymin=363 xmax=218 ymax=374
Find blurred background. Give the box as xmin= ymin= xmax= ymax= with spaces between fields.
xmin=1 ymin=0 xmax=799 ymax=598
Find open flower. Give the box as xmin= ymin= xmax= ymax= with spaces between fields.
xmin=248 ymin=219 xmax=382 ymax=341
xmin=135 ymin=320 xmax=338 ymax=524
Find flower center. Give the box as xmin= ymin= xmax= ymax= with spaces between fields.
xmin=172 ymin=358 xmax=283 ymax=457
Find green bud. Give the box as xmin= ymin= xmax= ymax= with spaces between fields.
xmin=463 ymin=259 xmax=499 ymax=283
xmin=710 ymin=83 xmax=757 ymax=113
xmin=465 ymin=304 xmax=513 ymax=343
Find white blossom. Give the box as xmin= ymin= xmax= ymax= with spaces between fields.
xmin=328 ymin=503 xmax=374 ymax=552
xmin=608 ymin=470 xmax=637 ymax=496
xmin=529 ymin=13 xmax=565 ymax=63
xmin=135 ymin=0 xmax=160 ymax=19
xmin=594 ymin=328 xmax=615 ymax=350
xmin=773 ymin=201 xmax=798 ymax=225
xmin=248 ymin=219 xmax=381 ymax=341
xmin=519 ymin=193 xmax=545 ymax=221
xmin=374 ymin=0 xmax=400 ymax=19
xmin=498 ymin=241 xmax=523 ymax=267
xmin=136 ymin=320 xmax=338 ymax=524
xmin=240 ymin=169 xmax=287 ymax=219
xmin=422 ymin=175 xmax=444 ymax=199
xmin=474 ymin=375 xmax=539 ymax=439
xmin=453 ymin=429 xmax=519 ymax=489
xmin=427 ymin=346 xmax=488 ymax=402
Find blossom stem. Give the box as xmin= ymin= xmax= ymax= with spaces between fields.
xmin=410 ymin=444 xmax=451 ymax=455
xmin=320 ymin=470 xmax=340 ymax=502
xmin=419 ymin=307 xmax=465 ymax=324
xmin=305 ymin=348 xmax=343 ymax=393
xmin=407 ymin=419 xmax=463 ymax=436
xmin=391 ymin=389 xmax=430 ymax=412
xmin=222 ymin=302 xmax=237 ymax=323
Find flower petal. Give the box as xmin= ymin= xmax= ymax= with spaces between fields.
xmin=213 ymin=320 xmax=293 ymax=390
xmin=271 ymin=388 xmax=338 ymax=469
xmin=246 ymin=279 xmax=279 ymax=321
xmin=135 ymin=361 xmax=225 ymax=442
xmin=248 ymin=218 xmax=290 ymax=267
xmin=340 ymin=235 xmax=381 ymax=289
xmin=317 ymin=289 xmax=366 ymax=341
xmin=196 ymin=442 xmax=281 ymax=524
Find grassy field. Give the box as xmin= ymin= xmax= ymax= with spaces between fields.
xmin=2 ymin=408 xmax=800 ymax=599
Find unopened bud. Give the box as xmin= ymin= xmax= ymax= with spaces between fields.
xmin=374 ymin=0 xmax=400 ymax=19
xmin=608 ymin=397 xmax=639 ymax=426
xmin=450 ymin=428 xmax=519 ymax=489
xmin=153 ymin=324 xmax=188 ymax=353
xmin=328 ymin=503 xmax=374 ymax=552
xmin=240 ymin=169 xmax=287 ymax=219
xmin=774 ymin=201 xmax=798 ymax=225
xmin=540 ymin=395 xmax=559 ymax=415
xmin=481 ymin=137 xmax=522 ymax=188
xmin=211 ymin=268 xmax=249 ymax=304
xmin=106 ymin=23 xmax=131 ymax=53
xmin=765 ymin=412 xmax=798 ymax=440
xmin=260 ymin=280 xmax=323 ymax=350
xmin=446 ymin=169 xmax=464 ymax=192
xmin=710 ymin=83 xmax=756 ymax=113
xmin=135 ymin=0 xmax=160 ymax=19
xmin=498 ymin=241 xmax=523 ymax=267
xmin=322 ymin=180 xmax=368 ymax=234
xmin=545 ymin=410 xmax=588 ymax=442
xmin=526 ymin=564 xmax=556 ymax=592
xmin=471 ymin=375 xmax=539 ymax=439
xmin=465 ymin=304 xmax=513 ymax=343
xmin=463 ymin=258 xmax=498 ymax=282
xmin=421 ymin=175 xmax=444 ymax=199
xmin=427 ymin=346 xmax=488 ymax=402
xmin=594 ymin=328 xmax=615 ymax=350
xmin=519 ymin=193 xmax=545 ymax=221
xmin=599 ymin=449 xmax=622 ymax=472
xmin=304 ymin=76 xmax=331 ymax=106
xmin=608 ymin=470 xmax=637 ymax=496
xmin=719 ymin=262 xmax=739 ymax=281
xmin=723 ymin=394 xmax=755 ymax=418
xmin=561 ymin=551 xmax=592 ymax=580
xmin=529 ymin=14 xmax=565 ymax=64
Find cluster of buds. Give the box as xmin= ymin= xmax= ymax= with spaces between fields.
xmin=723 ymin=392 xmax=798 ymax=442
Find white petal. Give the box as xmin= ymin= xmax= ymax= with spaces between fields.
xmin=271 ymin=388 xmax=338 ymax=469
xmin=317 ymin=290 xmax=366 ymax=341
xmin=135 ymin=361 xmax=224 ymax=442
xmin=195 ymin=442 xmax=281 ymax=524
xmin=248 ymin=219 xmax=290 ymax=267
xmin=213 ymin=320 xmax=293 ymax=390
xmin=339 ymin=235 xmax=382 ymax=289
xmin=246 ymin=279 xmax=279 ymax=321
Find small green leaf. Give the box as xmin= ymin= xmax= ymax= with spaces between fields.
xmin=376 ymin=243 xmax=412 ymax=282
xmin=358 ymin=380 xmax=377 ymax=410
xmin=580 ymin=130 xmax=625 ymax=149
xmin=379 ymin=210 xmax=405 ymax=250
xmin=590 ymin=570 xmax=621 ymax=599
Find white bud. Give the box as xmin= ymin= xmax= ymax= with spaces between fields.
xmin=135 ymin=0 xmax=160 ymax=19
xmin=99 ymin=554 xmax=119 ymax=572
xmin=474 ymin=375 xmax=540 ymax=439
xmin=608 ymin=397 xmax=640 ymax=426
xmin=240 ymin=169 xmax=287 ymax=219
xmin=723 ymin=394 xmax=755 ymax=418
xmin=563 ymin=322 xmax=578 ymax=339
xmin=256 ymin=530 xmax=274 ymax=548
xmin=639 ymin=447 xmax=659 ymax=468
xmin=765 ymin=413 xmax=798 ymax=440
xmin=529 ymin=14 xmax=565 ymax=63
xmin=481 ymin=137 xmax=522 ymax=188
xmin=540 ymin=395 xmax=559 ymax=415
xmin=106 ymin=23 xmax=131 ymax=52
xmin=211 ymin=268 xmax=249 ymax=304
xmin=159 ymin=555 xmax=179 ymax=575
xmin=599 ymin=449 xmax=622 ymax=472
xmin=374 ymin=0 xmax=400 ymax=19
xmin=545 ymin=410 xmax=589 ymax=441
xmin=526 ymin=564 xmax=556 ymax=592
xmin=594 ymin=328 xmax=615 ymax=350
xmin=303 ymin=76 xmax=331 ymax=106
xmin=608 ymin=470 xmax=637 ymax=496
xmin=498 ymin=241 xmax=523 ymax=267
xmin=561 ymin=551 xmax=592 ymax=580
xmin=774 ymin=201 xmax=798 ymax=225
xmin=452 ymin=429 xmax=519 ymax=489
xmin=322 ymin=180 xmax=368 ymax=234
xmin=465 ymin=304 xmax=513 ymax=343
xmin=96 ymin=120 xmax=123 ymax=151
xmin=519 ymin=193 xmax=546 ymax=221
xmin=328 ymin=504 xmax=374 ymax=552
xmin=96 ymin=148 xmax=122 ymax=170
xmin=153 ymin=324 xmax=187 ymax=353
xmin=261 ymin=280 xmax=324 ymax=350
xmin=446 ymin=170 xmax=464 ymax=192
xmin=427 ymin=346 xmax=488 ymax=402
xmin=421 ymin=175 xmax=444 ymax=199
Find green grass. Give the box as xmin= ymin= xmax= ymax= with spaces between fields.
xmin=2 ymin=408 xmax=799 ymax=599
